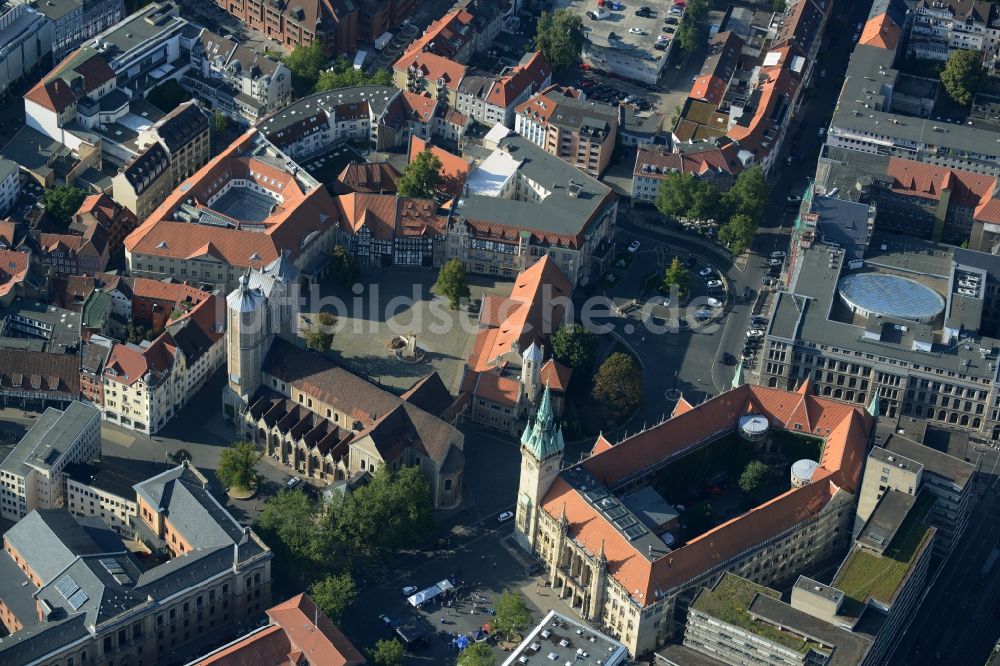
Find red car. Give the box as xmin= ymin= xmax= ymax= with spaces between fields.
xmin=708 ymin=485 xmax=723 ymax=495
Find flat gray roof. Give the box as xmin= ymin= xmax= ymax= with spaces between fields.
xmin=96 ymin=2 xmax=186 ymax=59
xmin=831 ymin=45 xmax=1000 ymax=170
xmin=503 ymin=609 xmax=628 ymax=666
xmin=857 ymin=489 xmax=915 ymax=553
xmin=881 ymin=434 xmax=975 ymax=487
xmin=0 ymin=403 xmax=98 ymax=476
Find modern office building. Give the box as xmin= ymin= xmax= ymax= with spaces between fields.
xmin=0 ymin=402 xmax=101 ymax=521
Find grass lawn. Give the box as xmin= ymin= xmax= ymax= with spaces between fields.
xmin=692 ymin=573 xmax=825 ymax=654
xmin=832 ymin=493 xmax=936 ymax=618
xmin=654 ymin=431 xmax=752 ymax=504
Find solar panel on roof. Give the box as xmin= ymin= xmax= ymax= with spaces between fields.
xmin=613 ymin=515 xmax=638 ymax=530
xmin=604 ymin=506 xmax=627 ymax=520
xmin=100 ymin=558 xmax=124 ymax=575
xmin=68 ymin=588 xmax=89 ymax=610
xmin=55 ymin=575 xmax=80 ymax=599
xmin=623 ymin=524 xmax=648 ymax=540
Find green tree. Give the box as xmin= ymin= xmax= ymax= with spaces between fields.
xmin=325 ymin=465 xmax=434 ymax=558
xmin=305 ymin=327 xmax=333 ymax=352
xmin=309 ymin=572 xmax=356 ymax=622
xmin=550 ymin=323 xmax=597 ymax=370
xmin=42 ymin=185 xmax=87 ymax=229
xmin=458 ymin=642 xmax=496 ymax=666
xmin=146 ymin=79 xmax=187 ymax=112
xmin=940 ymin=49 xmax=983 ymax=106
xmin=328 ymin=245 xmax=359 ymax=286
xmin=494 ymin=589 xmax=532 ymax=641
xmin=397 ymin=148 xmax=444 ymax=199
xmin=216 ymin=441 xmax=262 ymax=492
xmin=592 ymin=352 xmax=643 ymax=421
xmin=285 ymin=42 xmax=328 ymax=95
xmin=212 ymin=109 xmax=228 ymax=135
xmin=371 ymin=639 xmax=405 ymax=666
xmin=689 ymin=179 xmax=719 ymax=220
xmin=721 ymin=166 xmax=768 ymax=221
xmin=315 ymin=59 xmax=393 ymax=92
xmin=534 ymin=11 xmax=584 ymax=71
xmin=718 ymin=213 xmax=757 ymax=256
xmin=655 ymin=172 xmax=697 ymax=218
xmin=254 ymin=488 xmax=321 ymax=573
xmin=434 ymin=258 xmax=471 ymax=309
xmin=675 ymin=0 xmax=709 ymax=53
xmin=772 ymin=0 xmax=787 ymax=12
xmin=738 ymin=460 xmax=770 ymax=495
xmin=663 ymin=257 xmax=691 ymax=301
xmin=318 ymin=311 xmax=337 ymax=328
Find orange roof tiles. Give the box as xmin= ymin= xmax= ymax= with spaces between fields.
xmin=192 ymin=593 xmax=364 ymax=666
xmin=859 ymin=13 xmax=901 ymax=50
xmin=399 ymin=91 xmax=439 ymax=122
xmin=409 ymin=136 xmax=470 ymax=197
xmin=887 ymin=157 xmax=1000 ymax=219
xmin=0 ymin=248 xmax=29 ymax=299
xmin=393 ymin=51 xmax=468 ymax=92
xmin=541 ymin=384 xmax=872 ymax=606
xmin=125 ymin=130 xmax=337 ymax=270
xmin=24 ymin=49 xmax=115 ymax=114
xmin=540 ymin=358 xmax=571 ymax=392
xmin=489 ymin=52 xmax=553 ymax=107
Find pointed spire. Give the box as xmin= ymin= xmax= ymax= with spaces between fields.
xmin=731 ymin=358 xmax=744 ymax=390
xmin=520 ymin=383 xmax=564 ymax=460
xmin=867 ymin=387 xmax=880 ymax=418
xmin=559 ymin=501 xmax=567 ymax=525
xmin=597 ymin=539 xmax=606 ymax=563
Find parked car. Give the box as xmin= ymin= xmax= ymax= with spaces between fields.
xmin=628 ymin=240 xmax=641 ymax=253
xmin=746 ymin=329 xmax=764 ymax=338
xmin=768 ymin=258 xmax=783 ymax=266
xmin=628 ymin=27 xmax=645 ymax=34
xmin=706 ymin=279 xmax=722 ymax=288
xmin=524 ymin=562 xmax=543 ymax=575
xmin=722 ymin=352 xmax=736 ymax=365
xmin=762 ymin=276 xmax=776 ymax=286
xmin=284 ymin=476 xmax=301 ymax=489
xmin=769 ymin=251 xmax=785 ymax=259
xmin=665 ymin=16 xmax=679 ymax=24
xmin=401 ymin=586 xmax=417 ymax=596
xmin=498 ymin=511 xmax=515 ymax=523
xmin=699 ymin=267 xmax=713 ymax=277
xmin=785 ymin=195 xmax=801 ymax=204
xmin=752 ymin=315 xmax=768 ymax=326
xmin=707 ymin=297 xmax=722 ymax=307
xmin=742 ymin=286 xmax=754 ymax=300
xmin=378 ymin=614 xmax=394 ymax=626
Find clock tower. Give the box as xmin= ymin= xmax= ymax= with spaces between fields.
xmin=514 ymin=385 xmax=565 ymax=551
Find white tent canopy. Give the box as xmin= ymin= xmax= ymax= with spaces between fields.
xmin=436 ymin=579 xmax=454 ymax=592
xmin=408 ymin=585 xmax=443 ymax=607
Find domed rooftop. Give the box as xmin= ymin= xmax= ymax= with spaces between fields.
xmin=838 ymin=273 xmax=944 ymax=323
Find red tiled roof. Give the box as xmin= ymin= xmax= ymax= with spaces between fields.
xmin=489 ymin=52 xmax=553 ymax=107
xmin=125 ymin=130 xmax=338 ymax=269
xmin=393 ymin=51 xmax=468 ymax=92
xmin=408 ymin=136 xmax=470 ymax=197
xmin=24 ymin=49 xmax=115 ymax=114
xmin=540 ymin=384 xmax=872 ymax=606
xmin=859 ymin=13 xmax=901 ymax=50
xmin=887 ymin=157 xmax=1000 ymax=221
xmin=633 ymin=145 xmax=742 ymax=179
xmin=540 ymin=358 xmax=571 ymax=392
xmin=399 ymin=91 xmax=439 ymax=122
xmin=0 ymin=249 xmax=30 ymax=299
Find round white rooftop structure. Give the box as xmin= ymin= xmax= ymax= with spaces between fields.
xmin=837 ymin=273 xmax=945 ymax=323
xmin=791 ymin=459 xmax=820 ymax=488
xmin=739 ymin=414 xmax=770 ymax=441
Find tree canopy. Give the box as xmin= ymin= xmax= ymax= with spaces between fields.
xmin=284 ymin=42 xmax=328 ymax=95
xmin=216 ymin=441 xmax=262 ymax=492
xmin=305 ymin=327 xmax=333 ymax=353
xmin=738 ymin=460 xmax=770 ymax=495
xmin=434 ymin=258 xmax=471 ymax=309
xmin=458 ymin=642 xmax=496 ymax=666
xmin=42 ymin=185 xmax=87 ymax=229
xmin=721 ymin=166 xmax=768 ymax=222
xmin=940 ymin=49 xmax=983 ymax=107
xmin=663 ymin=257 xmax=691 ymax=301
xmin=551 ymin=323 xmax=597 ymax=370
xmin=309 ymin=572 xmax=357 ymax=621
xmin=592 ymin=352 xmax=643 ymax=421
xmin=323 ymin=464 xmax=435 ymax=558
xmin=254 ymin=488 xmax=323 ymax=579
xmin=718 ymin=213 xmax=757 ymax=256
xmin=494 ymin=589 xmax=532 ymax=641
xmin=328 ymin=245 xmax=359 ymax=286
xmin=675 ymin=0 xmax=709 ymax=52
xmin=397 ymin=148 xmax=444 ymax=199
xmin=655 ymin=172 xmax=718 ymax=220
xmin=316 ymin=59 xmax=393 ymax=92
xmin=371 ymin=639 xmax=405 ymax=666
xmin=534 ymin=11 xmax=584 ymax=71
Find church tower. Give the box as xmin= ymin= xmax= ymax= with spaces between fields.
xmin=221 ymin=253 xmax=299 ymax=419
xmin=520 ymin=341 xmax=543 ymax=404
xmin=514 ymin=385 xmax=565 ymax=551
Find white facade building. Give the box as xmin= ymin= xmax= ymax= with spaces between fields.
xmin=0 ymin=3 xmax=53 ymax=101
xmin=0 ymin=402 xmax=101 ymax=521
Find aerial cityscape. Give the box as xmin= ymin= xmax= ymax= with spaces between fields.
xmin=0 ymin=0 xmax=997 ymax=662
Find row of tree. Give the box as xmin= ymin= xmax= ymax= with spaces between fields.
xmin=655 ymin=166 xmax=769 ymax=255
xmin=283 ymin=43 xmax=392 ymax=96
xmin=675 ymin=0 xmax=710 ymax=53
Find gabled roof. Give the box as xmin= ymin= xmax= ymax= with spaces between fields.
xmin=333 ymin=161 xmax=401 ymax=194
xmin=408 ymin=136 xmax=470 ymax=197
xmin=488 ymin=51 xmax=553 ymax=107
xmin=4 ymin=510 xmax=124 ymax=585
xmin=859 ymin=12 xmax=902 ymax=50
xmin=24 ymin=47 xmax=115 ymax=114
xmin=393 ymin=51 xmax=468 ymax=92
